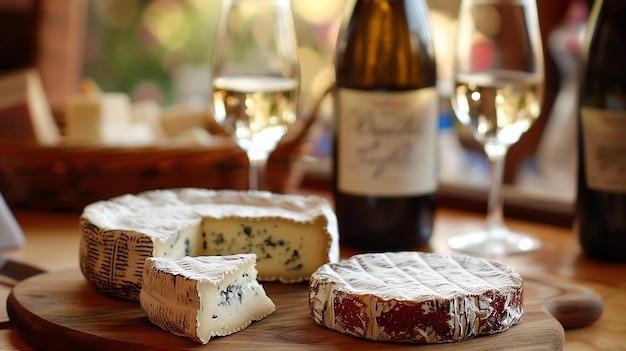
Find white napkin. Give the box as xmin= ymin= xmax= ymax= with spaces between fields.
xmin=0 ymin=192 xmax=25 ymax=249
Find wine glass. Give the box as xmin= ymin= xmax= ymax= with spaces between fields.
xmin=211 ymin=0 xmax=300 ymax=190
xmin=448 ymin=0 xmax=544 ymax=256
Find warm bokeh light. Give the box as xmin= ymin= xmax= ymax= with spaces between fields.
xmin=83 ymin=0 xmax=348 ymax=107
xmin=428 ymin=9 xmax=457 ymax=94
xmin=142 ymin=0 xmax=191 ymax=51
xmin=95 ymin=0 xmax=139 ymax=29
xmin=292 ymin=0 xmax=348 ymax=25
xmin=250 ymin=12 xmax=276 ymax=51
xmin=188 ymin=0 xmax=221 ymax=13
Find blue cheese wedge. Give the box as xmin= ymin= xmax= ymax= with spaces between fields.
xmin=140 ymin=254 xmax=275 ymax=344
xmin=79 ymin=188 xmax=339 ymax=301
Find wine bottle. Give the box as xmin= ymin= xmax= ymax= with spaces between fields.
xmin=577 ymin=0 xmax=626 ymax=262
xmin=333 ymin=0 xmax=438 ymax=250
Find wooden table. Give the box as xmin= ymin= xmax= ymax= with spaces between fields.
xmin=0 ymin=198 xmax=624 ymax=350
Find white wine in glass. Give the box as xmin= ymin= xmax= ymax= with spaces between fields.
xmin=211 ymin=0 xmax=300 ymax=190
xmin=449 ymin=0 xmax=544 ymax=256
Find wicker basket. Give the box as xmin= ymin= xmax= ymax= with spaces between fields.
xmin=0 ymin=106 xmax=317 ymax=211
xmin=0 ymin=139 xmax=311 ymax=212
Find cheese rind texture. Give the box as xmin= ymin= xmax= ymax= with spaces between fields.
xmin=139 ymin=254 xmax=275 ymax=344
xmin=309 ymin=251 xmax=523 ymax=343
xmin=79 ymin=188 xmax=339 ymax=301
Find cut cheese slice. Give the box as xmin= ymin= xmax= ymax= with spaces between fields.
xmin=79 ymin=188 xmax=339 ymax=301
xmin=0 ymin=68 xmax=60 ymax=145
xmin=159 ymin=101 xmax=211 ymax=138
xmin=140 ymin=254 xmax=275 ymax=344
xmin=309 ymin=251 xmax=523 ymax=343
xmin=64 ymin=91 xmax=131 ymax=145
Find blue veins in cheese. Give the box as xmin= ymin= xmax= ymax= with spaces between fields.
xmin=139 ymin=254 xmax=275 ymax=344
xmin=79 ymin=188 xmax=339 ymax=301
xmin=200 ymin=218 xmax=327 ymax=282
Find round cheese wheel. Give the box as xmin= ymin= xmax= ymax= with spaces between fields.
xmin=309 ymin=251 xmax=523 ymax=343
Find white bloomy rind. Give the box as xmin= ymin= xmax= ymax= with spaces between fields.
xmin=309 ymin=251 xmax=523 ymax=343
xmin=79 ymin=188 xmax=339 ymax=301
xmin=140 ymin=254 xmax=275 ymax=344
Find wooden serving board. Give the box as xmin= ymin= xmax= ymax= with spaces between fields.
xmin=6 ymin=268 xmax=601 ymax=351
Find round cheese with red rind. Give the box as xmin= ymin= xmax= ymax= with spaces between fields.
xmin=309 ymin=251 xmax=523 ymax=343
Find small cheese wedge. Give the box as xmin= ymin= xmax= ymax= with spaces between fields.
xmin=159 ymin=101 xmax=211 ymax=138
xmin=0 ymin=68 xmax=60 ymax=145
xmin=64 ymin=80 xmax=131 ymax=145
xmin=172 ymin=127 xmax=213 ymax=145
xmin=128 ymin=100 xmax=166 ymax=144
xmin=140 ymin=254 xmax=275 ymax=344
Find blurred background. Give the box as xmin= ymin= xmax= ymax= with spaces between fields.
xmin=0 ymin=0 xmax=592 ymax=224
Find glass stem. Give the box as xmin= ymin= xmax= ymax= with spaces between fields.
xmin=248 ymin=152 xmax=269 ymax=191
xmin=484 ymin=143 xmax=509 ymax=232
xmin=249 ymin=158 xmax=259 ymax=191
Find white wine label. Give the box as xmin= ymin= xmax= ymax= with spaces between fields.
xmin=581 ymin=107 xmax=626 ymax=193
xmin=337 ymin=88 xmax=437 ymax=196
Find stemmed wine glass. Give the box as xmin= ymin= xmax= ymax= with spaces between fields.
xmin=211 ymin=0 xmax=300 ymax=190
xmin=448 ymin=0 xmax=544 ymax=255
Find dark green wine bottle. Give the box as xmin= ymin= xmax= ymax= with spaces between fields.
xmin=333 ymin=0 xmax=438 ymax=250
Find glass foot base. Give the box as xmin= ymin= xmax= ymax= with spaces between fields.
xmin=448 ymin=228 xmax=542 ymax=256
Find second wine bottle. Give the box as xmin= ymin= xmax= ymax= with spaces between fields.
xmin=333 ymin=0 xmax=438 ymax=250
